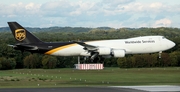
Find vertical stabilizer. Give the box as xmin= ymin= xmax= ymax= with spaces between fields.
xmin=8 ymin=22 xmax=42 ymax=44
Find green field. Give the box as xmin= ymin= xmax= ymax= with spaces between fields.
xmin=0 ymin=67 xmax=180 ymax=88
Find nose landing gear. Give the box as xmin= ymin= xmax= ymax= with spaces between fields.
xmin=159 ymin=51 xmax=162 ymax=58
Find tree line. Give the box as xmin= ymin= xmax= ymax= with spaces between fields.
xmin=0 ymin=27 xmax=180 ymax=70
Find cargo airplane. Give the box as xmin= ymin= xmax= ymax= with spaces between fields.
xmin=8 ymin=22 xmax=175 ymax=62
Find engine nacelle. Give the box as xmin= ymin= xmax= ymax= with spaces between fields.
xmin=98 ymin=47 xmax=111 ymax=55
xmin=112 ymin=50 xmax=125 ymax=57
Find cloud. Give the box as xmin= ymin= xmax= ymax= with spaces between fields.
xmin=154 ymin=15 xmax=165 ymax=20
xmin=137 ymin=16 xmax=152 ymax=22
xmin=102 ymin=0 xmax=135 ymax=6
xmin=155 ymin=18 xmax=172 ymax=27
xmin=0 ymin=0 xmax=180 ymax=28
xmin=150 ymin=2 xmax=163 ymax=8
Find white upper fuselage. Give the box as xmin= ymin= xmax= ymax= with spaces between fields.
xmin=46 ymin=36 xmax=175 ymax=57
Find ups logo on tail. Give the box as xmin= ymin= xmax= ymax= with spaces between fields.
xmin=15 ymin=29 xmax=26 ymax=41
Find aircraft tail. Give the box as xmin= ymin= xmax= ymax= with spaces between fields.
xmin=8 ymin=22 xmax=43 ymax=44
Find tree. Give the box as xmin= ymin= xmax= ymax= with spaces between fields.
xmin=131 ymin=56 xmax=136 ymax=68
xmin=151 ymin=53 xmax=158 ymax=67
xmin=23 ymin=54 xmax=41 ymax=68
xmin=0 ymin=57 xmax=4 ymax=69
xmin=169 ymin=51 xmax=180 ymax=66
xmin=160 ymin=53 xmax=170 ymax=67
xmin=42 ymin=55 xmax=57 ymax=69
xmin=0 ymin=43 xmax=16 ymax=58
xmin=7 ymin=58 xmax=16 ymax=69
xmin=117 ymin=57 xmax=127 ymax=68
xmin=133 ymin=55 xmax=145 ymax=68
xmin=1 ymin=26 xmax=180 ymax=69
xmin=0 ymin=57 xmax=16 ymax=70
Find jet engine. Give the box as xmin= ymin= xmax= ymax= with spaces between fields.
xmin=97 ymin=47 xmax=111 ymax=55
xmin=112 ymin=50 xmax=125 ymax=57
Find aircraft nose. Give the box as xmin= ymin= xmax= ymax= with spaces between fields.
xmin=168 ymin=40 xmax=176 ymax=49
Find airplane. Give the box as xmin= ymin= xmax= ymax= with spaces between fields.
xmin=8 ymin=22 xmax=175 ymax=62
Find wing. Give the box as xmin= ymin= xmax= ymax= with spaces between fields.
xmin=73 ymin=41 xmax=98 ymax=51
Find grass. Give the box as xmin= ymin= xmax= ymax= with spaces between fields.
xmin=0 ymin=67 xmax=180 ymax=88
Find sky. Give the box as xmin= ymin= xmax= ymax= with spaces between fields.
xmin=0 ymin=0 xmax=180 ymax=28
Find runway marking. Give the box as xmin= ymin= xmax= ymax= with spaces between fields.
xmin=110 ymin=85 xmax=180 ymax=92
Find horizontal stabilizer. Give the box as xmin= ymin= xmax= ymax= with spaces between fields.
xmin=8 ymin=44 xmax=38 ymax=50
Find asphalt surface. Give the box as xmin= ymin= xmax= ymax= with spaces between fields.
xmin=0 ymin=87 xmax=146 ymax=92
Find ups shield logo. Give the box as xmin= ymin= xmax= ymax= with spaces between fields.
xmin=15 ymin=29 xmax=26 ymax=41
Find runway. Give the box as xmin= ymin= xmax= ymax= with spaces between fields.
xmin=111 ymin=85 xmax=180 ymax=92
xmin=0 ymin=87 xmax=145 ymax=92
xmin=0 ymin=85 xmax=180 ymax=92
